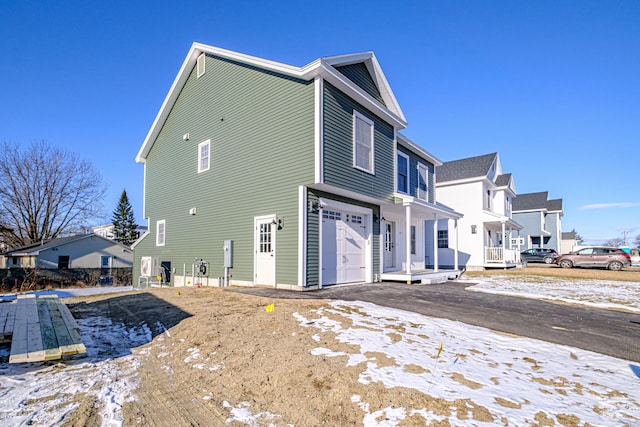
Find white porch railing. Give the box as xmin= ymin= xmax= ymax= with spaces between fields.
xmin=485 ymin=247 xmax=520 ymax=263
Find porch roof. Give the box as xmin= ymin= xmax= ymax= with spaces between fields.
xmin=482 ymin=210 xmax=523 ymax=230
xmin=390 ymin=193 xmax=463 ymax=220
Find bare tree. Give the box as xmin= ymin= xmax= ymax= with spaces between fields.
xmin=603 ymin=237 xmax=624 ymax=247
xmin=0 ymin=140 xmax=106 ymax=248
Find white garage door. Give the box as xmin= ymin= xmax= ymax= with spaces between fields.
xmin=322 ymin=208 xmax=367 ymax=286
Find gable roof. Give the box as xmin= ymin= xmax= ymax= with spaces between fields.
xmin=512 ymin=192 xmax=549 ymax=211
xmin=435 ymin=152 xmax=498 ymax=183
xmin=547 ymin=198 xmax=563 ymax=213
xmin=5 ymin=234 xmax=130 ymax=256
xmin=495 ymin=173 xmax=512 ymax=187
xmin=136 ymin=43 xmax=407 ymax=163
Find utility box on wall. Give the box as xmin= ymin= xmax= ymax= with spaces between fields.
xmin=223 ymin=240 xmax=233 ymax=268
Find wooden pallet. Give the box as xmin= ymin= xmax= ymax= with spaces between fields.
xmin=6 ymin=295 xmax=86 ymax=363
xmin=0 ymin=300 xmax=17 ymax=343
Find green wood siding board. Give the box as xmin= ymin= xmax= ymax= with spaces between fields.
xmin=305 ymin=192 xmax=319 ymax=286
xmin=334 ymin=63 xmax=385 ymax=106
xmin=322 ymin=83 xmax=395 ymax=201
xmin=136 ymin=54 xmax=315 ymax=286
xmin=398 ymin=145 xmax=436 ymax=204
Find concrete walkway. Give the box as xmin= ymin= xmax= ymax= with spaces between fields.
xmin=228 ymin=281 xmax=640 ymax=363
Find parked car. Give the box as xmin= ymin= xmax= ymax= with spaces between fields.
xmin=555 ymin=246 xmax=631 ymax=270
xmin=520 ymin=248 xmax=559 ymax=264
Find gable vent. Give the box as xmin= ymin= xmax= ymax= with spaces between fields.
xmin=197 ymin=53 xmax=206 ymax=78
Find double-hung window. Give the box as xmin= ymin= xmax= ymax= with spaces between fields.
xmin=438 ymin=230 xmax=449 ymax=248
xmin=198 ymin=139 xmax=210 ymax=173
xmin=353 ymin=111 xmax=374 ymax=174
xmin=397 ymin=152 xmax=409 ymax=194
xmin=417 ymin=163 xmax=428 ymax=201
xmin=156 ymin=220 xmax=166 ymax=246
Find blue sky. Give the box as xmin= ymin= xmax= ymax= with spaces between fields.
xmin=1 ymin=0 xmax=639 ymax=245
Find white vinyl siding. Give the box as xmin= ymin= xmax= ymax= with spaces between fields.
xmin=353 ymin=110 xmax=374 ymax=174
xmin=198 ymin=139 xmax=210 ymax=173
xmin=156 ymin=220 xmax=166 ymax=246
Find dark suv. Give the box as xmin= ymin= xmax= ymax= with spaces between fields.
xmin=555 ymin=246 xmax=631 ymax=270
xmin=520 ymin=248 xmax=558 ymax=264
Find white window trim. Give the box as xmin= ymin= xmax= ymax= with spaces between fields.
xmin=156 ymin=220 xmax=166 ymax=246
xmin=352 ymin=110 xmax=375 ymax=174
xmin=198 ymin=139 xmax=211 ymax=173
xmin=397 ymin=151 xmax=410 ymax=194
xmin=417 ymin=162 xmax=429 ymax=201
xmin=197 ymin=53 xmax=206 ymax=78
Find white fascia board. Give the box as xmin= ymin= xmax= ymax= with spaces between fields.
xmin=323 ymin=52 xmax=406 ymax=124
xmin=319 ymin=61 xmax=406 ymax=129
xmin=396 ymin=133 xmax=442 ymax=166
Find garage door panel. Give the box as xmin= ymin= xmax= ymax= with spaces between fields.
xmin=322 ymin=207 xmax=367 ymax=286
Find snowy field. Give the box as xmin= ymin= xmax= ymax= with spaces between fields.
xmin=1 ymin=277 xmax=639 ymax=426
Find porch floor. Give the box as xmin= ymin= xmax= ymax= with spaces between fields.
xmin=381 ymin=269 xmax=461 ymax=284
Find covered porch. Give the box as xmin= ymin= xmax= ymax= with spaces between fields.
xmin=380 ymin=194 xmax=463 ymax=283
xmin=482 ymin=212 xmax=523 ymax=268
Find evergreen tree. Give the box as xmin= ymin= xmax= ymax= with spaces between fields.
xmin=111 ymin=189 xmax=138 ymax=246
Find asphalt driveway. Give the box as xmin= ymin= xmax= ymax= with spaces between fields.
xmin=228 ymin=281 xmax=640 ymax=363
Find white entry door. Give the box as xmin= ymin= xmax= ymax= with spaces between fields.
xmin=383 ymin=221 xmax=395 ymax=269
xmin=322 ymin=209 xmax=367 ymax=286
xmin=255 ymin=215 xmax=276 ymax=286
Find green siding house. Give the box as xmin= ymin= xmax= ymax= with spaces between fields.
xmin=134 ymin=43 xmax=462 ymax=290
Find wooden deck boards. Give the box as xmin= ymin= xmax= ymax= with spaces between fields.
xmin=6 ymin=295 xmax=86 ymax=363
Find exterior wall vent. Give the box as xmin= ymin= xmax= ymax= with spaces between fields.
xmin=197 ymin=53 xmax=205 ymax=78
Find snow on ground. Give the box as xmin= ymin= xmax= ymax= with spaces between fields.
xmin=295 ymin=300 xmax=640 ymax=426
xmin=1 ymin=277 xmax=639 ymax=426
xmin=464 ymin=275 xmax=640 ymax=313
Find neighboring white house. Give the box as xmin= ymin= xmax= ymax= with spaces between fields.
xmin=0 ymin=234 xmax=133 ymax=270
xmin=434 ymin=152 xmax=523 ymax=271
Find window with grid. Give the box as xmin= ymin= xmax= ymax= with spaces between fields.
xmin=198 ymin=140 xmax=210 ymax=173
xmin=438 ymin=230 xmax=449 ymax=248
xmin=353 ymin=111 xmax=374 ymax=173
xmin=259 ymin=223 xmax=272 ymax=253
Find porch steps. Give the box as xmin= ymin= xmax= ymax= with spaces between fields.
xmin=2 ymin=295 xmax=86 ymax=363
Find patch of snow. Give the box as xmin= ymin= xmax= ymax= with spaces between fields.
xmin=463 ymin=275 xmax=640 ymax=312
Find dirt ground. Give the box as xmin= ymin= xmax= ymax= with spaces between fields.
xmin=60 ymin=288 xmax=469 ymax=426
xmin=56 ymin=266 xmax=639 ymax=426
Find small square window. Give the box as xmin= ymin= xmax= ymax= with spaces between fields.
xmin=198 ymin=139 xmax=210 ymax=173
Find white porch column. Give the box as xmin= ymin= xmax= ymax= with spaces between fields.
xmin=433 ymin=214 xmax=439 ymax=272
xmin=453 ymin=219 xmax=459 ymax=270
xmin=405 ymin=204 xmax=412 ymax=274
xmin=502 ymin=222 xmax=506 ymax=254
